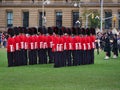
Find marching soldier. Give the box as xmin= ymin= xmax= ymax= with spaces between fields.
xmin=90 ymin=28 xmax=96 ymax=63
xmin=42 ymin=27 xmax=48 ymax=64
xmin=28 ymin=28 xmax=35 ymax=65
xmin=104 ymin=33 xmax=111 ymax=60
xmin=24 ymin=28 xmax=29 ymax=65
xmin=19 ymin=27 xmax=26 ymax=65
xmin=14 ymin=27 xmax=21 ymax=66
xmin=33 ymin=27 xmax=38 ymax=64
xmin=47 ymin=27 xmax=54 ymax=63
xmin=77 ymin=28 xmax=82 ymax=65
xmin=7 ymin=28 xmax=15 ymax=67
xmin=52 ymin=27 xmax=60 ymax=67
xmin=112 ymin=34 xmax=118 ymax=58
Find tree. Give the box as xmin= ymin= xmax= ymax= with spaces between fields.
xmin=82 ymin=9 xmax=100 ymax=28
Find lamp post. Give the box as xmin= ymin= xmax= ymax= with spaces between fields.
xmin=100 ymin=0 xmax=103 ymax=32
xmin=42 ymin=0 xmax=50 ymax=27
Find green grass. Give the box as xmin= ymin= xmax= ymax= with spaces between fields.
xmin=0 ymin=48 xmax=120 ymax=90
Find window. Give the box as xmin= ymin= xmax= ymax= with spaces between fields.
xmin=56 ymin=12 xmax=62 ymax=28
xmin=118 ymin=12 xmax=120 ymax=29
xmin=72 ymin=12 xmax=79 ymax=27
xmin=105 ymin=11 xmax=112 ymax=29
xmin=39 ymin=12 xmax=46 ymax=27
xmin=7 ymin=12 xmax=13 ymax=27
xmin=23 ymin=12 xmax=29 ymax=27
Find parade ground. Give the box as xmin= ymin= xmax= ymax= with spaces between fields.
xmin=0 ymin=48 xmax=120 ymax=90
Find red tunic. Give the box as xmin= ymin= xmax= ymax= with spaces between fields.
xmin=24 ymin=35 xmax=29 ymax=50
xmin=37 ymin=35 xmax=44 ymax=49
xmin=7 ymin=37 xmax=15 ymax=52
xmin=78 ymin=36 xmax=82 ymax=50
xmin=28 ymin=36 xmax=35 ymax=50
xmin=43 ymin=35 xmax=48 ymax=49
xmin=73 ymin=36 xmax=79 ymax=50
xmin=14 ymin=35 xmax=20 ymax=51
xmin=33 ymin=35 xmax=38 ymax=49
xmin=19 ymin=34 xmax=26 ymax=49
xmin=82 ymin=37 xmax=87 ymax=50
xmin=68 ymin=36 xmax=73 ymax=50
xmin=90 ymin=35 xmax=96 ymax=49
xmin=52 ymin=35 xmax=59 ymax=52
xmin=47 ymin=35 xmax=54 ymax=48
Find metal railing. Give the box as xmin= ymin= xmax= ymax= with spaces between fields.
xmin=0 ymin=1 xmax=120 ymax=7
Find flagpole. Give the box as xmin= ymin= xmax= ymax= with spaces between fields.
xmin=100 ymin=0 xmax=103 ymax=32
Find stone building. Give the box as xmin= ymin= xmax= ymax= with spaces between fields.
xmin=0 ymin=0 xmax=120 ymax=31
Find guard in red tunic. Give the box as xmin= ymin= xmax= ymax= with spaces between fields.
xmin=7 ymin=28 xmax=15 ymax=67
xmin=24 ymin=28 xmax=29 ymax=65
xmin=86 ymin=28 xmax=91 ymax=64
xmin=77 ymin=27 xmax=82 ymax=65
xmin=33 ymin=27 xmax=38 ymax=64
xmin=72 ymin=27 xmax=78 ymax=66
xmin=90 ymin=28 xmax=96 ymax=64
xmin=14 ymin=27 xmax=21 ymax=66
xmin=19 ymin=27 xmax=27 ymax=65
xmin=42 ymin=27 xmax=48 ymax=64
xmin=47 ymin=27 xmax=54 ymax=63
xmin=81 ymin=28 xmax=87 ymax=65
xmin=52 ymin=27 xmax=61 ymax=67
xmin=28 ymin=28 xmax=35 ymax=65
xmin=38 ymin=27 xmax=44 ymax=64
xmin=67 ymin=28 xmax=73 ymax=66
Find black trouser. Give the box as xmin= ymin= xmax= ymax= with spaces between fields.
xmin=24 ymin=49 xmax=28 ymax=65
xmin=14 ymin=50 xmax=20 ymax=66
xmin=29 ymin=50 xmax=34 ymax=65
xmin=91 ymin=49 xmax=95 ymax=64
xmin=20 ymin=49 xmax=26 ymax=65
xmin=54 ymin=52 xmax=59 ymax=68
xmin=7 ymin=52 xmax=14 ymax=67
xmin=59 ymin=51 xmax=64 ymax=67
xmin=86 ymin=50 xmax=91 ymax=64
xmin=68 ymin=50 xmax=72 ymax=66
xmin=43 ymin=49 xmax=48 ymax=64
xmin=78 ymin=50 xmax=82 ymax=65
xmin=63 ymin=50 xmax=67 ymax=66
xmin=38 ymin=49 xmax=44 ymax=64
xmin=72 ymin=50 xmax=78 ymax=66
xmin=33 ymin=49 xmax=37 ymax=64
xmin=82 ymin=50 xmax=87 ymax=65
xmin=113 ymin=48 xmax=118 ymax=56
xmin=48 ymin=48 xmax=54 ymax=63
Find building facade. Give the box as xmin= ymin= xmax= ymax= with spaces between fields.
xmin=0 ymin=0 xmax=120 ymax=31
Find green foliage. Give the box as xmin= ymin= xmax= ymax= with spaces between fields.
xmin=0 ymin=48 xmax=120 ymax=90
xmin=89 ymin=12 xmax=100 ymax=28
xmin=82 ymin=9 xmax=100 ymax=28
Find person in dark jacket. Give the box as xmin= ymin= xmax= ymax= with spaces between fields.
xmin=104 ymin=33 xmax=111 ymax=59
xmin=112 ymin=34 xmax=118 ymax=58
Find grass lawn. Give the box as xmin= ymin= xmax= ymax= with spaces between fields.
xmin=0 ymin=48 xmax=120 ymax=90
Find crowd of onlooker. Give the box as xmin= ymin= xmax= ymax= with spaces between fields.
xmin=95 ymin=28 xmax=120 ymax=59
xmin=0 ymin=31 xmax=8 ymax=48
